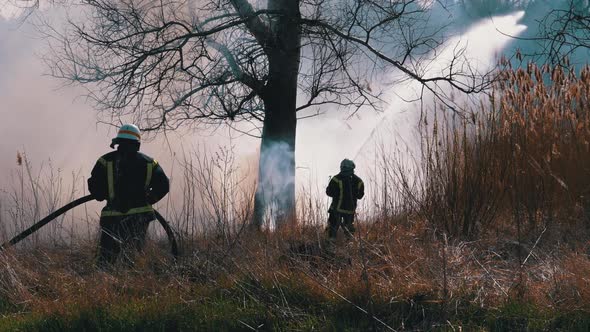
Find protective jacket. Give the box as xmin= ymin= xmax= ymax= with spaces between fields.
xmin=88 ymin=151 xmax=169 ymax=217
xmin=326 ymin=173 xmax=365 ymax=214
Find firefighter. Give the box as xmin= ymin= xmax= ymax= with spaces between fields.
xmin=326 ymin=159 xmax=364 ymax=239
xmin=88 ymin=124 xmax=169 ymax=267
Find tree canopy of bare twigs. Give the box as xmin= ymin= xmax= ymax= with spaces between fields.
xmin=535 ymin=0 xmax=590 ymax=65
xmin=43 ymin=0 xmax=492 ymax=228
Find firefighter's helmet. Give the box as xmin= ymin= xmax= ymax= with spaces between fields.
xmin=340 ymin=158 xmax=355 ymax=171
xmin=115 ymin=124 xmax=141 ymax=142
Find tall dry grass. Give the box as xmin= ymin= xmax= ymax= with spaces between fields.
xmin=496 ymin=60 xmax=590 ymax=229
xmin=1 ymin=152 xmax=93 ymax=247
xmin=392 ymin=60 xmax=590 ymax=242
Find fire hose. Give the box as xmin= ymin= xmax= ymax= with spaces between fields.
xmin=0 ymin=195 xmax=180 ymax=259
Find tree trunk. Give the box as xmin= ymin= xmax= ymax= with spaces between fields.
xmin=252 ymin=0 xmax=301 ymax=229
xmin=252 ymin=96 xmax=297 ymax=228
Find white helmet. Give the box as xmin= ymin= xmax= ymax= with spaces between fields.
xmin=114 ymin=124 xmax=141 ymax=142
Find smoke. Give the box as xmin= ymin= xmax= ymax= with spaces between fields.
xmin=256 ymin=141 xmax=295 ymax=227
xmin=0 ymin=1 xmax=24 ymax=20
xmin=0 ymin=14 xmax=102 ymax=181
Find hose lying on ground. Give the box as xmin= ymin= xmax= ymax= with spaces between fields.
xmin=0 ymin=195 xmax=180 ymax=259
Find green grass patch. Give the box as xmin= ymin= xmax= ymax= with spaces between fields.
xmin=2 ymin=282 xmax=590 ymax=331
xmin=1 ymin=297 xmax=276 ymax=331
xmin=484 ymin=301 xmax=590 ymax=332
xmin=0 ymin=294 xmax=19 ymax=316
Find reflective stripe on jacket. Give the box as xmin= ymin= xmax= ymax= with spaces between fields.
xmin=88 ymin=151 xmax=169 ymax=218
xmin=326 ymin=173 xmax=365 ymax=214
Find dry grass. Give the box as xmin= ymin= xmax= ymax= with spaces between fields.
xmin=3 ymin=62 xmax=590 ymax=330
xmin=0 ymin=218 xmax=588 ymax=330
xmin=394 ymin=60 xmax=590 ymax=242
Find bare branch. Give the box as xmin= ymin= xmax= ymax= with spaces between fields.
xmin=228 ymin=0 xmax=273 ymax=48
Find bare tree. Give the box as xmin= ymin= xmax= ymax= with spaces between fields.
xmin=534 ymin=0 xmax=590 ymax=65
xmin=45 ymin=0 xmax=490 ymax=228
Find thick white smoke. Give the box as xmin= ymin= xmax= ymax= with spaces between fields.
xmin=256 ymin=141 xmax=295 ymax=227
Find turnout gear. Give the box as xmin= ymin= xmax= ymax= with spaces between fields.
xmin=328 ymin=213 xmax=355 ymax=239
xmin=327 ymin=173 xmax=364 ymax=215
xmin=98 ymin=214 xmax=152 ymax=267
xmin=88 ymin=150 xmax=168 ymax=216
xmin=326 ymin=159 xmax=364 ymax=239
xmin=89 ymin=127 xmax=169 ymax=266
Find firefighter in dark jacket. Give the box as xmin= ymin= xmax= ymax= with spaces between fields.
xmin=326 ymin=159 xmax=364 ymax=239
xmin=88 ymin=124 xmax=169 ymax=267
